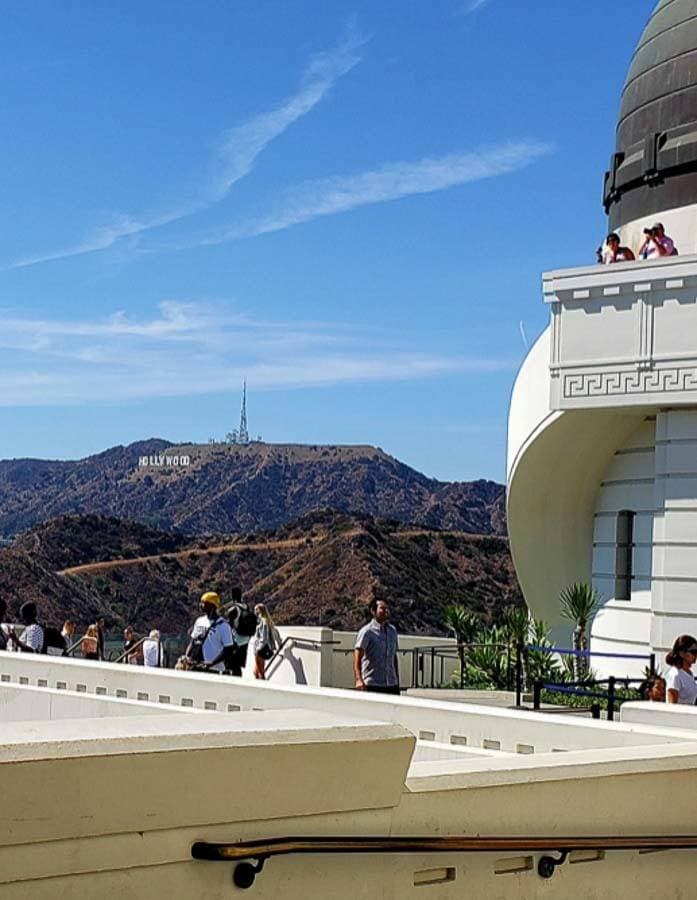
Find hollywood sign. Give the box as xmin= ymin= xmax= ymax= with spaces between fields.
xmin=138 ymin=455 xmax=191 ymax=468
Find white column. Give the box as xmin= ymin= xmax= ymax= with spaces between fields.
xmin=651 ymin=409 xmax=697 ymax=658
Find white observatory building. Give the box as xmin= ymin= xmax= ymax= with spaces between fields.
xmin=507 ymin=0 xmax=697 ymax=676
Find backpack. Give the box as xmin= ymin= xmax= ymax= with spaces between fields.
xmin=234 ymin=606 xmax=258 ymax=638
xmin=41 ymin=625 xmax=67 ymax=655
xmin=188 ymin=619 xmax=219 ymax=664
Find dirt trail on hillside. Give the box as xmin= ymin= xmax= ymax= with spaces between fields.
xmin=58 ymin=527 xmax=495 ymax=577
xmin=58 ymin=537 xmax=314 ymax=576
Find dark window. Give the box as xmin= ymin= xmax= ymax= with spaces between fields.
xmin=615 ymin=510 xmax=635 ymax=602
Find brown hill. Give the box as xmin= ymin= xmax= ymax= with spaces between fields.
xmin=0 ymin=440 xmax=505 ymax=539
xmin=0 ymin=511 xmax=521 ymax=636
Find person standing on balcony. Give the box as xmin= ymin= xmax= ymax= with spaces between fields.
xmin=96 ymin=617 xmax=106 ymax=661
xmin=354 ymin=598 xmax=400 ymax=695
xmin=598 ymin=232 xmax=635 ymax=264
xmin=186 ymin=591 xmax=235 ymax=674
xmin=251 ymin=603 xmax=279 ymax=680
xmin=638 ymin=222 xmax=676 ymax=259
xmin=7 ymin=602 xmax=44 ymax=653
xmin=227 ymin=588 xmax=256 ymax=676
xmin=665 ymin=634 xmax=697 ymax=705
xmin=122 ymin=626 xmax=142 ymax=664
xmin=61 ymin=620 xmax=76 ymax=653
xmin=142 ymin=629 xmax=162 ymax=667
xmin=82 ymin=624 xmax=100 ymax=660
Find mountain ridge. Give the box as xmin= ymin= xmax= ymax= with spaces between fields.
xmin=0 ymin=439 xmax=506 ymax=539
xmin=0 ymin=511 xmax=521 ymax=636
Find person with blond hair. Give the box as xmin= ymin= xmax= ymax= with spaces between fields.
xmin=251 ymin=603 xmax=279 ymax=680
xmin=82 ymin=624 xmax=99 ymax=660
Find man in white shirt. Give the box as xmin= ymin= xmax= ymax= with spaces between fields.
xmin=186 ymin=591 xmax=234 ymax=673
xmin=638 ymin=222 xmax=675 ymax=259
xmin=9 ymin=602 xmax=44 ymax=653
xmin=142 ymin=629 xmax=162 ymax=667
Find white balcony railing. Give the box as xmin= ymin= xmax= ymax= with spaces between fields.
xmin=544 ymin=254 xmax=697 ymax=410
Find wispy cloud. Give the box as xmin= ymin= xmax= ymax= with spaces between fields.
xmin=168 ymin=140 xmax=552 ymax=248
xmin=5 ymin=29 xmax=366 ymax=271
xmin=455 ymin=0 xmax=492 ymax=14
xmin=0 ymin=302 xmax=515 ymax=406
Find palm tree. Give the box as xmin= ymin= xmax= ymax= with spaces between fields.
xmin=443 ymin=604 xmax=479 ymax=689
xmin=502 ymin=605 xmax=531 ymax=690
xmin=559 ymin=583 xmax=602 ymax=680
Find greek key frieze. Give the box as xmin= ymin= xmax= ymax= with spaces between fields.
xmin=563 ymin=366 xmax=697 ymax=399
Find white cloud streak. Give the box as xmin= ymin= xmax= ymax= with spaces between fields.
xmin=170 ymin=140 xmax=553 ymax=248
xmin=456 ymin=0 xmax=492 ymax=14
xmin=5 ymin=30 xmax=365 ymax=270
xmin=0 ymin=302 xmax=514 ymax=406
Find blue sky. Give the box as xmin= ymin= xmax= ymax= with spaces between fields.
xmin=0 ymin=1 xmax=657 ymax=482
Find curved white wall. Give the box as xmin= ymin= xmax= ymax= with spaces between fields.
xmin=590 ymin=419 xmax=655 ymax=677
xmin=617 ymin=202 xmax=697 ymax=259
xmin=507 ymin=327 xmax=648 ymax=640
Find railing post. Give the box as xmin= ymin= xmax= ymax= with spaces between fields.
xmin=533 ymin=679 xmax=541 ymax=711
xmin=607 ymin=676 xmax=616 ymax=721
xmin=515 ymin=642 xmax=523 ymax=707
xmin=591 ymin=702 xmax=601 ymax=719
xmin=649 ymin=653 xmax=656 ymax=677
xmin=430 ymin=646 xmax=435 ymax=689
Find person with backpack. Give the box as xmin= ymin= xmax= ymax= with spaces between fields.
xmin=185 ymin=591 xmax=234 ymax=674
xmin=228 ymin=590 xmax=257 ymax=676
xmin=8 ymin=602 xmax=44 ymax=653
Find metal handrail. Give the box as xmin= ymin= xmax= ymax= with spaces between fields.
xmin=113 ymin=636 xmax=164 ymax=666
xmin=64 ymin=635 xmax=95 ymax=657
xmin=192 ymin=833 xmax=697 ymax=888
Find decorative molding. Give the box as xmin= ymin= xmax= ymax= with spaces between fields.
xmin=563 ymin=366 xmax=697 ymax=399
xmin=637 ymin=295 xmax=654 ymax=368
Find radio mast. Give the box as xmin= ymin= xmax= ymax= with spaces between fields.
xmin=239 ymin=379 xmax=249 ymax=444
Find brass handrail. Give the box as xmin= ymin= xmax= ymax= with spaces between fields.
xmin=192 ymin=834 xmax=697 ymax=888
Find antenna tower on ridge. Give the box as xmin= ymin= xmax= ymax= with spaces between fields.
xmin=239 ymin=379 xmax=249 ymax=444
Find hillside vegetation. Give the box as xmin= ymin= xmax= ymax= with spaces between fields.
xmin=0 ymin=440 xmax=506 ymax=538
xmin=0 ymin=511 xmax=521 ymax=636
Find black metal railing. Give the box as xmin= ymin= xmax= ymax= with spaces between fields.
xmin=533 ymin=675 xmax=649 ymax=721
xmin=192 ymin=833 xmax=697 ymax=888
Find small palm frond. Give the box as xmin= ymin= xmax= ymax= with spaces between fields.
xmin=559 ymin=583 xmax=602 ymax=628
xmin=443 ymin=604 xmax=480 ymax=645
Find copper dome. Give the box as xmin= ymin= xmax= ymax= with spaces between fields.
xmin=605 ymin=0 xmax=697 ymax=228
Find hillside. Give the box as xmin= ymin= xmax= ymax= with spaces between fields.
xmin=0 ymin=440 xmax=505 ymax=539
xmin=0 ymin=511 xmax=521 ymax=636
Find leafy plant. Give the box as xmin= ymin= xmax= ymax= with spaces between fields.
xmin=443 ymin=604 xmax=480 ymax=689
xmin=559 ymin=583 xmax=602 ymax=680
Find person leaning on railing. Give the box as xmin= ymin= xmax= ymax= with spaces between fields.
xmin=665 ymin=634 xmax=697 ymax=705
xmin=597 ymin=232 xmax=635 ymax=264
xmin=637 ymin=222 xmax=676 ymax=260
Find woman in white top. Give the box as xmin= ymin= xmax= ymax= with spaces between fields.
xmin=665 ymin=634 xmax=697 ymax=705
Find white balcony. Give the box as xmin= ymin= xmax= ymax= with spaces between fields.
xmin=544 ymin=254 xmax=697 ymax=410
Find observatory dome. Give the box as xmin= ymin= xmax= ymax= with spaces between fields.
xmin=605 ymin=0 xmax=697 ymax=250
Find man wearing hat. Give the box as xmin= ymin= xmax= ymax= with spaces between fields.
xmin=186 ymin=591 xmax=235 ymax=673
xmin=638 ymin=222 xmax=676 ymax=259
